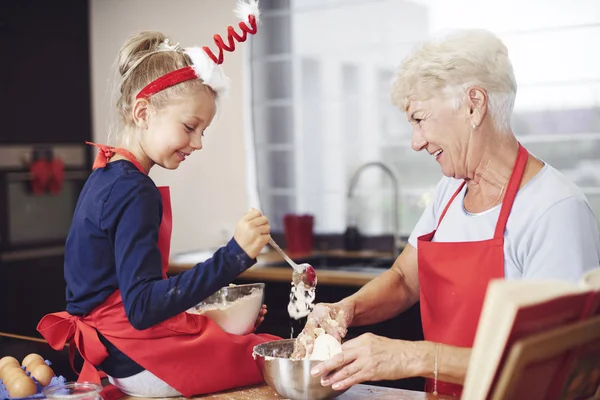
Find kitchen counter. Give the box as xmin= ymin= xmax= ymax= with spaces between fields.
xmin=169 ymin=249 xmax=393 ymax=287
xmin=120 ymin=383 xmax=456 ymax=399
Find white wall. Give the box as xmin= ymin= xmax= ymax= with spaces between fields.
xmin=90 ymin=0 xmax=250 ymax=254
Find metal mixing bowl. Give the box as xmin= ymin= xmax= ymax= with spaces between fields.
xmin=253 ymin=339 xmax=350 ymax=400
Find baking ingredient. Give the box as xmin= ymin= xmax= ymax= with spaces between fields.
xmin=0 ymin=357 xmax=19 ymax=374
xmin=0 ymin=365 xmax=22 ymax=384
xmin=309 ymin=333 xmax=342 ymax=361
xmin=25 ymin=358 xmax=45 ymax=373
xmin=7 ymin=373 xmax=37 ymax=398
xmin=21 ymin=353 xmax=44 ymax=368
xmin=288 ymin=281 xmax=316 ymax=320
xmin=31 ymin=363 xmax=55 ymax=386
xmin=0 ymin=357 xmax=18 ymax=370
xmin=187 ymin=288 xmax=263 ymax=335
xmin=1 ymin=367 xmax=37 ymax=398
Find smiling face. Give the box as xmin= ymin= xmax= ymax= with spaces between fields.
xmin=138 ymin=86 xmax=217 ymax=170
xmin=407 ymin=93 xmax=484 ymax=179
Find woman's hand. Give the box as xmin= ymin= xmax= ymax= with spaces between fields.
xmin=291 ymin=301 xmax=354 ymax=358
xmin=308 ymin=301 xmax=354 ymax=340
xmin=254 ymin=304 xmax=268 ymax=330
xmin=311 ymin=334 xmax=422 ymax=391
xmin=234 ymin=208 xmax=271 ymax=259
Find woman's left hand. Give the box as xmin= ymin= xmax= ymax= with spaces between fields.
xmin=311 ymin=333 xmax=420 ymax=391
xmin=254 ymin=304 xmax=268 ymax=330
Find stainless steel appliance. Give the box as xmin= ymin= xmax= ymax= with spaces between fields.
xmin=0 ymin=144 xmax=90 ymax=261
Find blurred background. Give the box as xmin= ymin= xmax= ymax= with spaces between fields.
xmin=250 ymin=0 xmax=600 ymax=238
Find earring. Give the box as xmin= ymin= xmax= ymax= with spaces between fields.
xmin=472 ymin=123 xmax=477 ymax=130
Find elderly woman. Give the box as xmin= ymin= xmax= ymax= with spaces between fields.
xmin=301 ymin=29 xmax=600 ymax=397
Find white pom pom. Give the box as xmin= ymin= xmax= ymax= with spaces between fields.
xmin=185 ymin=47 xmax=230 ymax=99
xmin=234 ymin=0 xmax=260 ymax=26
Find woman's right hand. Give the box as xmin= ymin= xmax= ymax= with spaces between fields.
xmin=308 ymin=302 xmax=354 ymax=340
xmin=291 ymin=300 xmax=355 ymax=358
xmin=233 ymin=208 xmax=271 ymax=259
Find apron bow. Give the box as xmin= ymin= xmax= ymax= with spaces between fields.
xmin=37 ymin=312 xmax=108 ymax=384
xmin=86 ymin=141 xmax=116 ymax=169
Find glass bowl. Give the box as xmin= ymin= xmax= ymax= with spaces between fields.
xmin=42 ymin=382 xmax=102 ymax=400
xmin=187 ymin=283 xmax=265 ymax=335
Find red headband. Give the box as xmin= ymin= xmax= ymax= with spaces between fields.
xmin=136 ymin=66 xmax=197 ymax=100
xmin=135 ymin=11 xmax=258 ymax=100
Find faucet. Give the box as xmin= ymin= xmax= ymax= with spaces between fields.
xmin=347 ymin=161 xmax=402 ymax=256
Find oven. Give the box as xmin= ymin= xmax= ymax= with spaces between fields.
xmin=0 ymin=144 xmax=91 ymax=261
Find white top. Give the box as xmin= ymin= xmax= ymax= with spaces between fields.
xmin=408 ymin=163 xmax=600 ymax=283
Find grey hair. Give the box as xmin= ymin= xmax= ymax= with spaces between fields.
xmin=391 ymin=29 xmax=517 ymax=132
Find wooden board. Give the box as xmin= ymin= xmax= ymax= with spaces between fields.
xmin=121 ymin=384 xmax=456 ymax=400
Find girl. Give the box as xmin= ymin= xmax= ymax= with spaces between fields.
xmin=37 ymin=1 xmax=280 ymax=398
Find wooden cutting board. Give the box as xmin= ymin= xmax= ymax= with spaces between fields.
xmin=124 ymin=383 xmax=456 ymax=399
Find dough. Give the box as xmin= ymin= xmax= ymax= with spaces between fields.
xmin=309 ymin=333 xmax=342 ymax=361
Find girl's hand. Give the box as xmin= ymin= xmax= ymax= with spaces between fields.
xmin=254 ymin=304 xmax=268 ymax=331
xmin=234 ymin=208 xmax=271 ymax=259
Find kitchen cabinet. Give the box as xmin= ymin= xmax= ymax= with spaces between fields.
xmin=232 ymin=277 xmax=426 ymax=392
xmin=0 ymin=0 xmax=91 ymax=144
xmin=0 ymin=255 xmax=67 ymax=337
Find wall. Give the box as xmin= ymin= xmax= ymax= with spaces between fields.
xmin=90 ymin=0 xmax=250 ymax=254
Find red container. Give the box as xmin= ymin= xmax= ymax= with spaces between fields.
xmin=283 ymin=214 xmax=314 ymax=254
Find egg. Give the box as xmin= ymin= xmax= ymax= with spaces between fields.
xmin=0 ymin=356 xmax=19 ymax=372
xmin=7 ymin=374 xmax=37 ymax=398
xmin=25 ymin=358 xmax=46 ymax=373
xmin=31 ymin=363 xmax=54 ymax=386
xmin=0 ymin=364 xmax=22 ymax=381
xmin=21 ymin=353 xmax=44 ymax=368
xmin=1 ymin=366 xmax=26 ymax=386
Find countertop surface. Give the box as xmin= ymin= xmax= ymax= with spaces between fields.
xmin=121 ymin=383 xmax=456 ymax=399
xmin=169 ymin=249 xmax=395 ymax=287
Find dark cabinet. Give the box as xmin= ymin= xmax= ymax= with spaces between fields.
xmin=233 ymin=277 xmax=425 ymax=392
xmin=0 ymin=254 xmax=66 ymax=337
xmin=0 ymin=0 xmax=91 ymax=144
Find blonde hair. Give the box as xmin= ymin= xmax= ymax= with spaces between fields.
xmin=110 ymin=31 xmax=213 ymax=144
xmin=391 ymin=29 xmax=517 ymax=132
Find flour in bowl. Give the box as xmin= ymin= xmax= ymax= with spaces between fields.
xmin=187 ymin=289 xmax=263 ymax=335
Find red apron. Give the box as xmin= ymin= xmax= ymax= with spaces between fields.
xmin=37 ymin=143 xmax=280 ymax=398
xmin=418 ymin=143 xmax=528 ymax=397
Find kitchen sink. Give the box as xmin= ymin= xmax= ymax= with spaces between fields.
xmin=261 ymin=254 xmax=395 ymax=272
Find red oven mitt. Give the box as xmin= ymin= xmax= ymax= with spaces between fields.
xmin=29 ymin=159 xmax=51 ymax=195
xmin=48 ymin=158 xmax=65 ymax=194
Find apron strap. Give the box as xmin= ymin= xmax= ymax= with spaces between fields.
xmin=493 ymin=143 xmax=528 ymax=239
xmin=435 ymin=143 xmax=528 ymax=236
xmin=436 ymin=181 xmax=466 ymax=229
xmin=86 ymin=141 xmax=147 ymax=175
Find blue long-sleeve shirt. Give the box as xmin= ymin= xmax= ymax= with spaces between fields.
xmin=64 ymin=160 xmax=255 ymax=377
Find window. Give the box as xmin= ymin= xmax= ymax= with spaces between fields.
xmin=249 ymin=0 xmax=600 ymax=236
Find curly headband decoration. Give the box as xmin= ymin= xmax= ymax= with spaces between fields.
xmin=136 ymin=0 xmax=260 ymax=100
xmin=202 ymin=6 xmax=259 ymax=64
